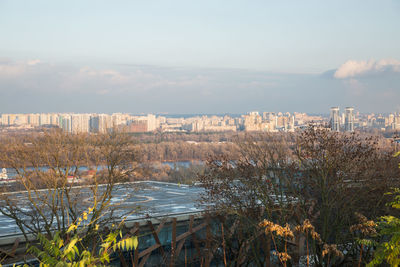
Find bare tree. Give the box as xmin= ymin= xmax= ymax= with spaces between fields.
xmin=290 ymin=127 xmax=400 ymax=265
xmin=198 ymin=132 xmax=296 ymax=266
xmin=0 ymin=130 xmax=135 ymax=243
xmin=198 ymin=127 xmax=400 ymax=266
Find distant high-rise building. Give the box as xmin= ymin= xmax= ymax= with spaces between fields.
xmin=71 ymin=114 xmax=90 ymax=134
xmin=111 ymin=113 xmax=124 ymax=127
xmin=344 ymin=107 xmax=354 ymax=132
xmin=330 ymin=107 xmax=340 ymax=132
xmin=49 ymin=114 xmax=59 ymax=126
xmin=394 ymin=113 xmax=400 ymax=130
xmin=2 ymin=114 xmax=18 ymax=125
xmin=90 ymin=114 xmax=112 ymax=133
xmin=28 ymin=114 xmax=40 ymax=126
xmin=39 ymin=113 xmax=51 ymax=125
xmin=287 ymin=115 xmax=295 ymax=132
xmin=147 ymin=114 xmax=157 ymax=131
xmin=0 ymin=114 xmax=8 ymax=125
xmin=59 ymin=114 xmax=72 ymax=133
xmin=14 ymin=114 xmax=28 ymax=125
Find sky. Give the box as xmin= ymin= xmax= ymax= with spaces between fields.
xmin=0 ymin=0 xmax=399 ymax=114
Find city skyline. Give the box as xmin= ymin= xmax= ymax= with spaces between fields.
xmin=2 ymin=108 xmax=400 ymax=134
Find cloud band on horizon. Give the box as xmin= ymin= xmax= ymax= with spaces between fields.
xmin=334 ymin=59 xmax=400 ymax=79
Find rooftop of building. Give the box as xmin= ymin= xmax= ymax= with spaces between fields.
xmin=0 ymin=181 xmax=205 ymax=237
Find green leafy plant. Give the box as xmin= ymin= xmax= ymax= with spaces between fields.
xmin=368 ymin=152 xmax=400 ymax=266
xmin=27 ymin=206 xmax=138 ymax=266
xmin=368 ymin=188 xmax=400 ymax=266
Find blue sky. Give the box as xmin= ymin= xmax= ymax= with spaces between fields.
xmin=0 ymin=0 xmax=399 ymax=113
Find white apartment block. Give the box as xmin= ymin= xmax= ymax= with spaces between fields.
xmin=71 ymin=114 xmax=90 ymax=134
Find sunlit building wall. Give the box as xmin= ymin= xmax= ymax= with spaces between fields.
xmin=330 ymin=107 xmax=340 ymax=132
xmin=344 ymin=107 xmax=354 ymax=132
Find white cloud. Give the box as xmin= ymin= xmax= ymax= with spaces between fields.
xmin=334 ymin=59 xmax=400 ymax=79
xmin=1 ymin=58 xmax=400 ymax=113
xmin=0 ymin=59 xmax=211 ymax=94
xmin=0 ymin=62 xmax=26 ymax=77
xmin=27 ymin=59 xmax=41 ymax=66
xmin=0 ymin=59 xmax=43 ymax=77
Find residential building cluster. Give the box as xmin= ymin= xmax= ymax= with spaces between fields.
xmin=357 ymin=112 xmax=400 ymax=130
xmin=0 ymin=113 xmax=141 ymax=134
xmin=330 ymin=107 xmax=355 ymax=132
xmin=0 ymin=112 xmax=326 ymax=134
xmin=1 ymin=108 xmax=399 ymax=134
xmin=329 ymin=107 xmax=400 ymax=132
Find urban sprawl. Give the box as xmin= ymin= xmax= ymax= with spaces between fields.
xmin=1 ymin=107 xmax=400 ymax=134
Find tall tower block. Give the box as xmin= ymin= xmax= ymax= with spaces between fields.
xmin=345 ymin=107 xmax=354 ymax=132
xmin=330 ymin=107 xmax=340 ymax=132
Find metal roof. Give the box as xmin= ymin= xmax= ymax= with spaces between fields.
xmin=0 ymin=181 xmax=205 ymax=236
